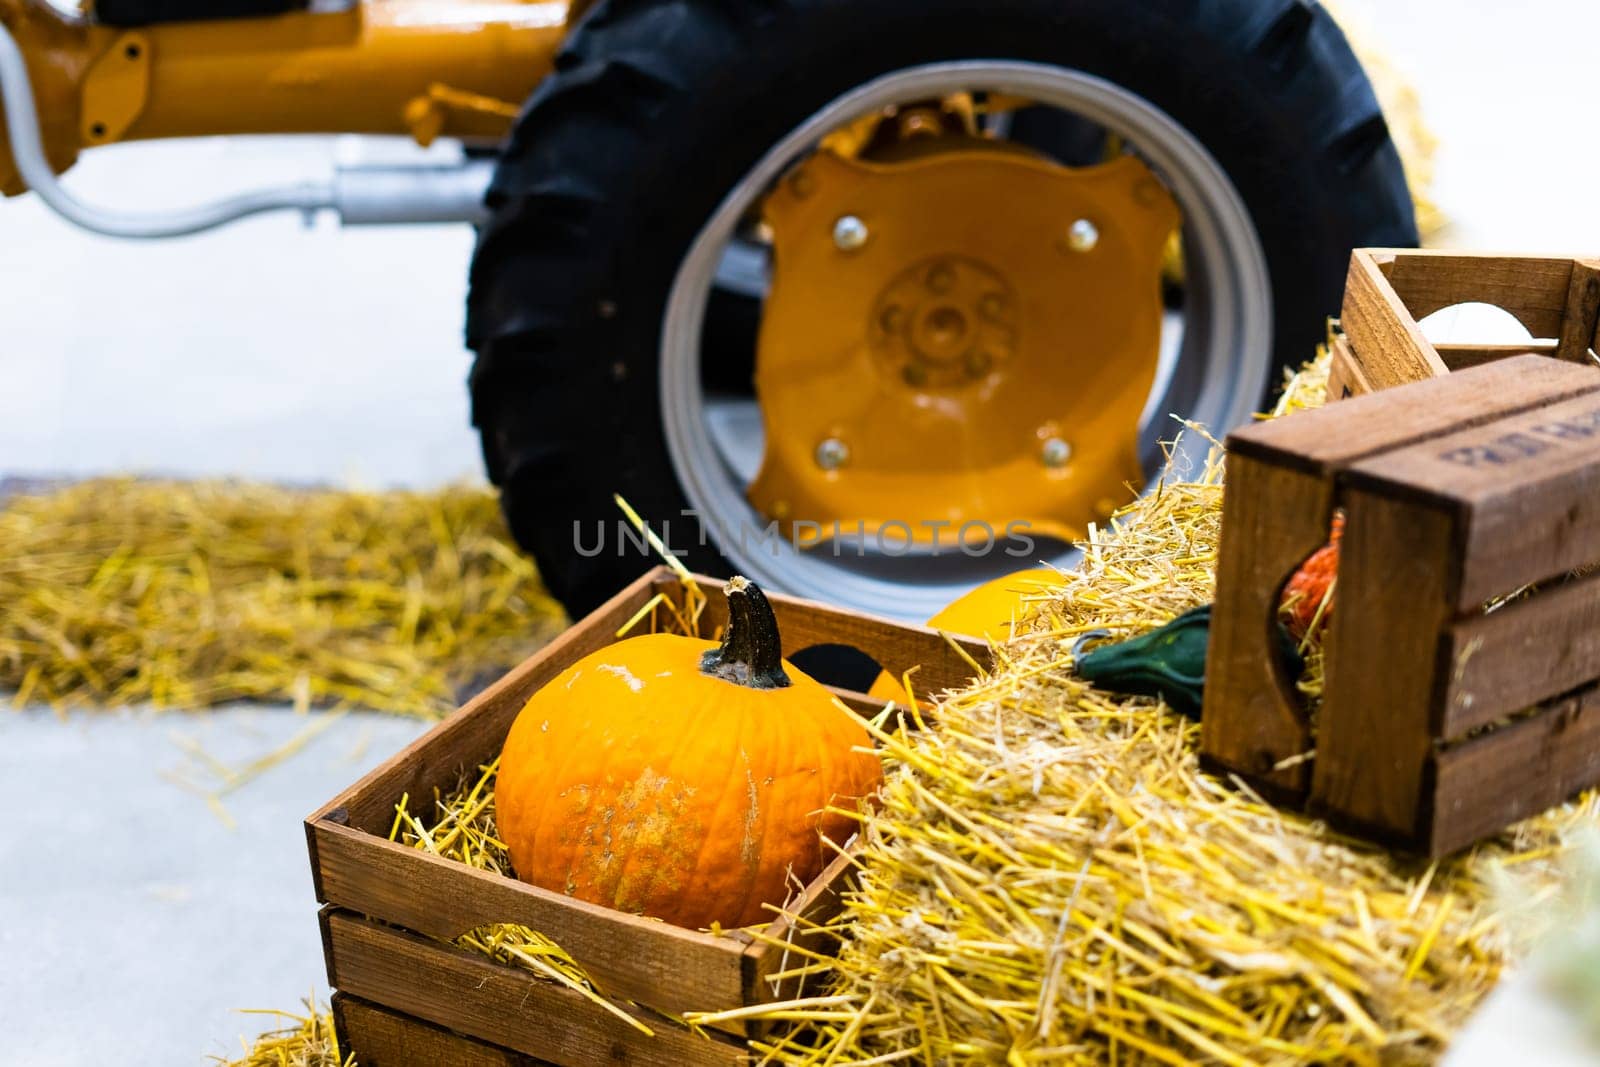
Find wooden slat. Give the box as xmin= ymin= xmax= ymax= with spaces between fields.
xmin=1200 ymin=457 xmax=1324 ymax=795
xmin=1311 ymin=491 xmax=1457 ymax=844
xmin=741 ymin=846 xmax=858 ymax=1013
xmin=1438 ymin=570 xmax=1600 ymax=737
xmin=1558 ymin=259 xmax=1600 ymax=363
xmin=1325 ymin=334 xmax=1375 ymax=401
xmin=333 ymin=993 xmax=554 ymax=1067
xmin=1428 ymin=686 xmax=1600 ymax=856
xmin=676 ymin=576 xmax=989 ymax=700
xmin=1434 ymin=341 xmax=1554 ymax=370
xmin=1325 ymin=338 xmax=1557 ymax=395
xmin=1380 ymin=249 xmax=1575 ymax=338
xmin=323 ymin=910 xmax=747 ymax=1067
xmin=1340 ymin=249 xmax=1450 ymax=390
xmin=1342 ymin=388 xmax=1600 ymax=609
xmin=311 ymin=822 xmax=749 ymax=1017
xmin=307 ymin=567 xmax=663 ymax=838
xmin=1226 ymin=353 xmax=1600 ymax=473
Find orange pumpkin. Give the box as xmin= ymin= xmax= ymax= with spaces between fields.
xmin=496 ymin=576 xmax=882 ymax=930
xmin=866 ymin=568 xmax=1063 ymax=705
xmin=1281 ymin=511 xmax=1344 ymax=639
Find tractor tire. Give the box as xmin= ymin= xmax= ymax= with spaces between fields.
xmin=468 ymin=0 xmax=1418 ymax=618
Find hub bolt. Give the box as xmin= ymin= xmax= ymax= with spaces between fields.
xmin=1041 ymin=437 xmax=1073 ymax=468
xmin=1066 ymin=218 xmax=1100 ymax=253
xmin=815 ymin=438 xmax=851 ymax=471
xmin=833 ymin=215 xmax=869 ymax=252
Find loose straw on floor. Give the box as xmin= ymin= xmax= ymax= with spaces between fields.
xmin=0 ymin=481 xmax=565 ymax=717
xmin=213 ymin=1002 xmax=347 ymax=1067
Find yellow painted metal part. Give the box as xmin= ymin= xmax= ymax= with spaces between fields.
xmin=79 ymin=29 xmax=146 ymax=144
xmin=0 ymin=1 xmax=92 ymax=193
xmin=1 ymin=0 xmax=569 ymax=195
xmin=866 ymin=567 xmax=1065 ymax=703
xmin=750 ymin=146 xmax=1179 ymax=546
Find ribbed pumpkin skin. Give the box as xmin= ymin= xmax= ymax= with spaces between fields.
xmin=496 ymin=632 xmax=882 ymax=930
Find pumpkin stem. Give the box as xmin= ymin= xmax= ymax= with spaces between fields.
xmin=701 ymin=576 xmax=791 ymax=689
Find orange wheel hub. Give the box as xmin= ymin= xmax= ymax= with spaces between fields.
xmin=748 ymin=145 xmax=1179 ymax=548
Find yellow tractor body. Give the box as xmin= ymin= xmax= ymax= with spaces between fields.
xmin=0 ymin=0 xmax=569 ymax=195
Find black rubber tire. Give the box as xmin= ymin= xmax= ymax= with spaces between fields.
xmin=468 ymin=0 xmax=1418 ymax=616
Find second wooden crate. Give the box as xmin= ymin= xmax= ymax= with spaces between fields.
xmin=1330 ymin=248 xmax=1600 ymax=400
xmin=1204 ymin=354 xmax=1600 ymax=855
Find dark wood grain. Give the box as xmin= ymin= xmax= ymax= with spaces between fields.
xmin=1438 ymin=570 xmax=1600 ymax=737
xmin=1342 ymin=390 xmax=1600 ymax=609
xmin=1201 ymin=458 xmax=1325 ymax=795
xmin=1429 ymin=686 xmax=1600 ymax=856
xmin=1381 ymin=249 xmax=1575 ymax=338
xmin=1310 ymin=490 xmax=1456 ymax=842
xmin=324 ymin=910 xmax=747 ymax=1066
xmin=1340 ymin=249 xmax=1450 ymax=389
xmin=740 ymin=846 xmax=859 ymax=1016
xmin=1434 ymin=341 xmax=1554 ymax=370
xmin=311 ymin=822 xmax=749 ymax=1017
xmin=334 ymin=993 xmax=555 ymax=1067
xmin=1558 ymin=260 xmax=1600 ymax=363
xmin=1326 ymin=335 xmax=1375 ymax=401
xmin=1228 ymin=353 xmax=1600 ymax=474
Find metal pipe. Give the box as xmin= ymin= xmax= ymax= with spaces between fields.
xmin=332 ymin=158 xmax=491 ymax=226
xmin=0 ymin=17 xmax=493 ymax=236
xmin=0 ymin=16 xmax=331 ymax=236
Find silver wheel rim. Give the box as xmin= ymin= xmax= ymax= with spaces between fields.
xmin=661 ymin=61 xmax=1272 ymax=621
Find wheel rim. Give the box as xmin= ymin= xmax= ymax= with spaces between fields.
xmin=661 ymin=61 xmax=1272 ymax=622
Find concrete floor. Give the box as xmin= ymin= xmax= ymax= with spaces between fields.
xmin=4 ymin=2 xmax=1600 ymax=1063
xmin=0 ymin=706 xmax=430 ymax=1065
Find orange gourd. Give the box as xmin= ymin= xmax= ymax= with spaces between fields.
xmin=496 ymin=576 xmax=882 ymax=930
xmin=1282 ymin=511 xmax=1344 ymax=639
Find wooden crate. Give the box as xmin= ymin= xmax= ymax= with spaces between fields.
xmin=1203 ymin=354 xmax=1600 ymax=856
xmin=306 ymin=566 xmax=988 ymax=1067
xmin=332 ymin=992 xmax=556 ymax=1066
xmin=1328 ymin=249 xmax=1600 ymax=401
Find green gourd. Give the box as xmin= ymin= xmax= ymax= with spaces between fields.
xmin=1074 ymin=605 xmax=1303 ymax=720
